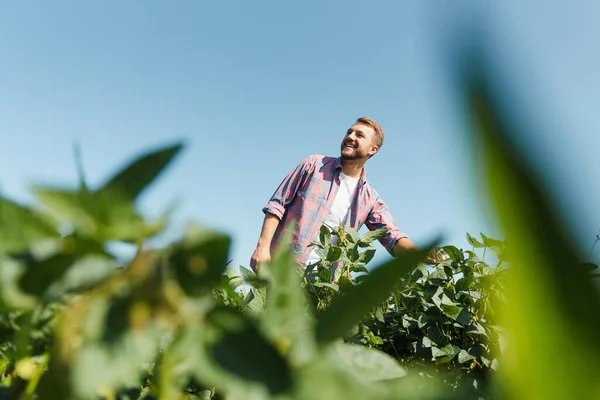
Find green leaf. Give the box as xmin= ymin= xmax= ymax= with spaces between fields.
xmin=168 ymin=223 xmax=231 ymax=297
xmin=260 ymin=226 xmax=317 ymax=366
xmin=442 ymin=245 xmax=464 ymax=262
xmin=581 ymin=262 xmax=599 ymax=272
xmin=357 ymin=228 xmax=387 ymax=247
xmin=0 ymin=197 xmax=59 ymax=254
xmin=33 ymin=188 xmax=99 ymax=235
xmin=458 ymin=349 xmax=475 ymax=364
xmin=466 ymin=233 xmax=484 ymax=248
xmin=330 ymin=342 xmax=407 ymax=382
xmin=432 ymin=344 xmax=460 ymax=364
xmin=319 ymin=224 xmax=332 ymax=246
xmin=345 ymin=228 xmax=359 ymax=244
xmin=326 ymin=246 xmax=342 ymax=262
xmin=311 ymin=282 xmax=339 ymax=292
xmin=358 ymin=248 xmax=376 ymax=265
xmin=98 ymin=143 xmax=183 ymax=202
xmin=315 ymin=239 xmax=439 ymax=345
xmin=208 ymin=307 xmax=293 ymax=395
xmin=466 ymin=69 xmax=600 ymax=398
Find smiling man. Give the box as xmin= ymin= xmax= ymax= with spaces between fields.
xmin=250 ymin=117 xmax=438 ymax=272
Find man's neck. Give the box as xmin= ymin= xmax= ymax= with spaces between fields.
xmin=341 ymin=158 xmax=365 ymax=178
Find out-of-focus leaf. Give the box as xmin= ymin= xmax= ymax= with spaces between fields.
xmin=467 ymin=69 xmax=600 ymax=399
xmin=316 ymin=240 xmax=439 ymax=345
xmin=207 ymin=307 xmax=293 ymax=395
xmin=98 ymin=143 xmax=183 ymax=202
xmin=0 ymin=197 xmax=59 ymax=254
xmin=168 ymin=223 xmax=231 ymax=297
xmin=33 ymin=188 xmax=98 ymax=235
xmin=581 ymin=262 xmax=599 ymax=272
xmin=260 ymin=226 xmax=317 ymax=366
xmin=0 ymin=258 xmax=38 ymax=310
xmin=330 ymin=341 xmax=407 ymax=382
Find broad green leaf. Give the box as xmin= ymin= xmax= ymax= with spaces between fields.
xmin=345 ymin=228 xmax=359 ymax=244
xmin=319 ymin=224 xmax=332 ymax=246
xmin=33 ymin=187 xmax=98 ymax=235
xmin=0 ymin=197 xmax=59 ymax=254
xmin=467 ymin=71 xmax=600 ymax=399
xmin=581 ymin=262 xmax=599 ymax=272
xmin=458 ymin=349 xmax=475 ymax=364
xmin=466 ymin=233 xmax=484 ymax=248
xmin=168 ymin=223 xmax=231 ymax=297
xmin=260 ymin=226 xmax=317 ymax=366
xmin=17 ymin=236 xmax=110 ymax=297
xmin=357 ymin=228 xmax=387 ymax=247
xmin=442 ymin=245 xmax=464 ymax=262
xmin=358 ymin=248 xmax=376 ymax=264
xmin=98 ymin=143 xmax=183 ymax=202
xmin=311 ymin=282 xmax=339 ymax=292
xmin=316 ymin=240 xmax=439 ymax=345
xmin=432 ymin=343 xmax=460 ymax=364
xmin=326 ymin=246 xmax=342 ymax=262
xmin=330 ymin=342 xmax=407 ymax=382
xmin=207 ymin=307 xmax=293 ymax=395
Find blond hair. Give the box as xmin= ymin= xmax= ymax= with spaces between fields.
xmin=355 ymin=117 xmax=384 ymax=149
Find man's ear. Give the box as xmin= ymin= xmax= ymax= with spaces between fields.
xmin=368 ymin=146 xmax=379 ymax=157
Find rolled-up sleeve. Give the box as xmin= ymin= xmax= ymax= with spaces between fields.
xmin=365 ymin=196 xmax=408 ymax=255
xmin=262 ymin=156 xmax=313 ymax=219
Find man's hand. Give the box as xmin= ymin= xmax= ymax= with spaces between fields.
xmin=425 ymin=248 xmax=449 ymax=265
xmin=250 ymin=245 xmax=271 ymax=273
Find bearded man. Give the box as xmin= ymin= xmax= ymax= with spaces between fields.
xmin=250 ymin=117 xmax=439 ymax=272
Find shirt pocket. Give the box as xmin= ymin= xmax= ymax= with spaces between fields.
xmin=299 ymin=175 xmax=328 ymax=205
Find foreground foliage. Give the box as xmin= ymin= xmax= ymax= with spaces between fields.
xmin=1 ymin=54 xmax=599 ymax=400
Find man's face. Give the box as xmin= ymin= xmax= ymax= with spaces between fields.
xmin=340 ymin=123 xmax=379 ymax=160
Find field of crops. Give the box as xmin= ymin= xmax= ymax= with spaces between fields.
xmin=1 ymin=63 xmax=599 ymax=400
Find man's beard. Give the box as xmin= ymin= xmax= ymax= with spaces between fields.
xmin=340 ymin=143 xmax=366 ymax=160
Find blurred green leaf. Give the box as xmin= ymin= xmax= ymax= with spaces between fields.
xmin=316 ymin=240 xmax=438 ymax=345
xmin=467 ymin=70 xmax=600 ymax=399
xmin=207 ymin=307 xmax=293 ymax=395
xmin=330 ymin=341 xmax=407 ymax=382
xmin=260 ymin=226 xmax=317 ymax=366
xmin=168 ymin=223 xmax=231 ymax=297
xmin=33 ymin=188 xmax=98 ymax=235
xmin=0 ymin=197 xmax=59 ymax=254
xmin=98 ymin=143 xmax=183 ymax=202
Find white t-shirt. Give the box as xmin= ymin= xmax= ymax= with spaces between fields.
xmin=305 ymin=171 xmax=360 ymax=267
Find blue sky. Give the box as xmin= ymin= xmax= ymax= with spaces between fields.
xmin=1 ymin=1 xmax=599 ymax=268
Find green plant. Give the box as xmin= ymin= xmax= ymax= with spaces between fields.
xmin=304 ymin=224 xmax=506 ymax=394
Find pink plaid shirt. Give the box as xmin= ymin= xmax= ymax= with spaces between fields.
xmin=262 ymin=154 xmax=408 ymax=265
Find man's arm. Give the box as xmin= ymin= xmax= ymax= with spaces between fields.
xmin=392 ymin=237 xmax=441 ymax=264
xmin=366 ymin=197 xmax=441 ymax=265
xmin=251 ymin=156 xmax=314 ymax=272
xmin=250 ymin=213 xmax=280 ymax=272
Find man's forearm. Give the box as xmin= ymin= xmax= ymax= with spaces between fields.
xmin=256 ymin=213 xmax=281 ymax=248
xmin=391 ymin=237 xmax=419 ymax=257
xmin=392 ymin=237 xmax=441 ymax=264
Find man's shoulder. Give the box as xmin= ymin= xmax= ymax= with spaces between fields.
xmin=298 ymin=154 xmax=338 ymax=168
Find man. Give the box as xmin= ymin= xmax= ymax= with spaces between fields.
xmin=250 ymin=117 xmax=439 ymax=272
